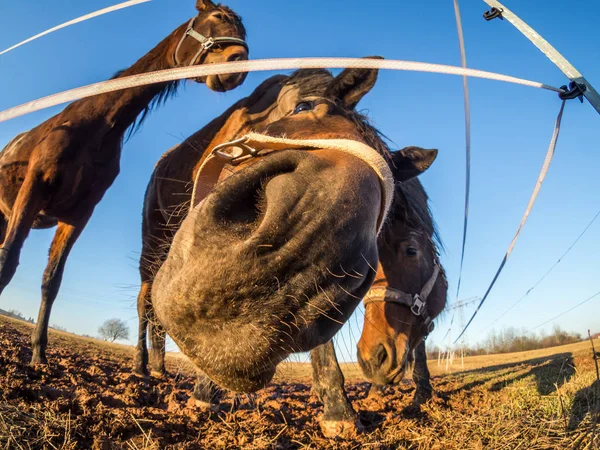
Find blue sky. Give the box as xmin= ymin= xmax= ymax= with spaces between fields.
xmin=0 ymin=0 xmax=598 ymax=363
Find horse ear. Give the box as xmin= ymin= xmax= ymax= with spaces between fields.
xmin=390 ymin=146 xmax=438 ymax=182
xmin=324 ymin=56 xmax=383 ymax=109
xmin=196 ymin=0 xmax=216 ymax=11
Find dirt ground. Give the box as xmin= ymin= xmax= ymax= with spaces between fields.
xmin=0 ymin=315 xmax=598 ymax=449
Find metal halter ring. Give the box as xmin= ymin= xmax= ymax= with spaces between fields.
xmin=211 ymin=136 xmax=258 ymax=164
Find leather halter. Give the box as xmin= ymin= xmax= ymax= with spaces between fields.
xmin=190 ymin=136 xmax=258 ymax=206
xmin=190 ymin=133 xmax=395 ymax=234
xmin=363 ymin=264 xmax=440 ymax=336
xmin=174 ymin=17 xmax=248 ymax=66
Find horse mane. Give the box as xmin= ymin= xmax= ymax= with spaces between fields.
xmin=384 ymin=179 xmax=448 ymax=317
xmin=392 ymin=179 xmax=445 ymax=256
xmin=107 ymin=68 xmax=179 ymax=141
xmin=130 ymin=84 xmax=180 ymax=141
xmin=118 ymin=3 xmax=247 ymax=142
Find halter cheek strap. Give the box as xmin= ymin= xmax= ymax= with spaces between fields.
xmin=363 ymin=264 xmax=441 ymax=336
xmin=174 ymin=17 xmax=248 ymax=66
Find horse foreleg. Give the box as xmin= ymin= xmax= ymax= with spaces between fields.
xmin=310 ymin=340 xmax=359 ymax=438
xmin=367 ymin=383 xmax=385 ymax=398
xmin=192 ymin=374 xmax=223 ymax=409
xmin=31 ymin=217 xmax=89 ymax=365
xmin=0 ymin=173 xmax=46 ymax=295
xmin=148 ymin=308 xmax=167 ymax=376
xmin=412 ymin=340 xmax=433 ymax=405
xmin=134 ymin=280 xmax=151 ymax=376
xmin=0 ymin=213 xmax=6 ymax=246
xmin=136 ymin=184 xmax=171 ymax=377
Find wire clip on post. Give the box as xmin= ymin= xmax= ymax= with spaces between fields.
xmin=559 ymin=81 xmax=586 ymax=103
xmin=484 ymin=7 xmax=504 ymax=21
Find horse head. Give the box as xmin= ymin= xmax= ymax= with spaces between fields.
xmin=174 ymin=0 xmax=248 ymax=91
xmin=357 ymin=178 xmax=447 ymax=385
xmin=152 ymin=63 xmax=439 ymax=391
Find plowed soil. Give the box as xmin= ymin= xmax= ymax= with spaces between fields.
xmin=0 ymin=315 xmax=597 ymax=449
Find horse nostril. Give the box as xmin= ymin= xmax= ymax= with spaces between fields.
xmin=206 ymin=153 xmax=300 ymax=238
xmin=375 ymin=344 xmax=388 ymax=368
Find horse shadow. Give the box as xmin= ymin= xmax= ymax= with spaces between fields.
xmin=441 ymin=352 xmax=575 ymax=397
xmin=568 ymin=379 xmax=600 ymax=431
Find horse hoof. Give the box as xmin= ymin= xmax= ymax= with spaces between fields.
xmin=132 ymin=367 xmax=149 ymax=377
xmin=367 ymin=385 xmax=385 ymax=399
xmin=150 ymin=369 xmax=168 ymax=379
xmin=188 ymin=397 xmax=219 ymax=412
xmin=132 ymin=361 xmax=149 ymax=377
xmin=320 ymin=418 xmax=361 ymax=439
xmin=413 ymin=389 xmax=433 ymax=406
xmin=29 ymin=355 xmax=48 ymax=366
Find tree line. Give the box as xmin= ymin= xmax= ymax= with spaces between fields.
xmin=0 ymin=308 xmax=34 ymax=323
xmin=428 ymin=325 xmax=584 ymax=357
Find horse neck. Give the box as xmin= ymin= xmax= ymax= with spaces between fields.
xmin=92 ymin=23 xmax=186 ymax=133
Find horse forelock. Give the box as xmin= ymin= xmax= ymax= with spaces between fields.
xmin=214 ymin=5 xmax=247 ymax=39
xmin=283 ymin=69 xmax=333 ymax=97
xmin=282 ymin=69 xmax=392 ymax=159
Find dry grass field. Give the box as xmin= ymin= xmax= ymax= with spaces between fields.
xmin=0 ymin=314 xmax=598 ymax=449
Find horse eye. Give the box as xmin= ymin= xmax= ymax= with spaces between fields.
xmin=406 ymin=247 xmax=418 ymax=257
xmin=212 ymin=12 xmax=225 ymax=20
xmin=293 ymin=102 xmax=314 ymax=114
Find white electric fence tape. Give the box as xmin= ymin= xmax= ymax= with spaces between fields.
xmin=483 ymin=0 xmax=600 ymax=115
xmin=0 ymin=0 xmax=151 ymax=57
xmin=0 ymin=57 xmax=564 ymax=124
xmin=455 ymin=100 xmax=567 ymax=344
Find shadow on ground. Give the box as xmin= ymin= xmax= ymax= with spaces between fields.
xmin=568 ymin=379 xmax=600 ymax=431
xmin=437 ymin=353 xmax=575 ymax=397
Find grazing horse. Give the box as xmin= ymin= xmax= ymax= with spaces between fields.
xmin=135 ymin=65 xmax=439 ymax=396
xmin=357 ymin=178 xmax=448 ymax=404
xmin=0 ymin=0 xmax=248 ymax=365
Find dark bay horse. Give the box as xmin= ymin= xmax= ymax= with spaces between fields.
xmin=135 ymin=66 xmax=439 ymax=436
xmin=135 ymin=65 xmax=438 ymax=394
xmin=0 ymin=0 xmax=248 ymax=365
xmin=357 ymin=178 xmax=448 ymax=404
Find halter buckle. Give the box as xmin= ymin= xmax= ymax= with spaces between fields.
xmin=202 ymin=37 xmax=215 ymax=50
xmin=411 ymin=295 xmax=425 ymax=316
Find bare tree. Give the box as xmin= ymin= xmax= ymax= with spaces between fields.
xmin=98 ymin=319 xmax=129 ymax=343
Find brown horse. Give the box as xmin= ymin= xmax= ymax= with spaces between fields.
xmin=357 ymin=178 xmax=448 ymax=404
xmin=135 ymin=65 xmax=439 ymax=395
xmin=0 ymin=0 xmax=248 ymax=365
